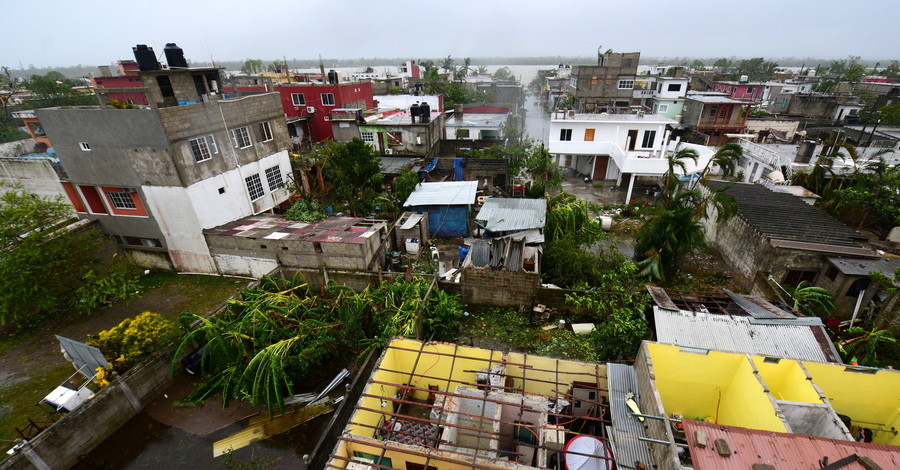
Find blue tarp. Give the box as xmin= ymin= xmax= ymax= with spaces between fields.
xmin=452 ymin=157 xmax=464 ymax=181
xmin=417 ymin=205 xmax=468 ymax=237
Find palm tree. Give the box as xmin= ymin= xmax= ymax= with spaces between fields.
xmin=787 ymin=281 xmax=836 ymax=317
xmin=635 ymin=145 xmax=743 ymax=281
xmin=441 ymin=55 xmax=455 ymax=72
xmin=838 ymin=325 xmax=898 ymax=366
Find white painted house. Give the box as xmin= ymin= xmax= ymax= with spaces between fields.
xmin=548 ymin=111 xmax=717 ymax=202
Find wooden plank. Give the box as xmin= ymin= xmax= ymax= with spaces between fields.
xmin=212 ymin=400 xmax=334 ymax=457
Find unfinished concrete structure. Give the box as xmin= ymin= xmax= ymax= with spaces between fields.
xmin=35 ymin=44 xmax=292 ymax=272
xmin=204 ymin=214 xmax=388 ymax=280
xmin=570 ymin=50 xmax=641 ymax=113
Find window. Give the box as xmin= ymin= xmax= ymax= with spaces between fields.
xmin=618 ymin=80 xmax=634 ymax=89
xmin=28 ymin=122 xmax=45 ymax=137
xmin=207 ymin=135 xmax=218 ymax=155
xmin=107 ymin=191 xmax=136 ymax=209
xmin=231 ymin=126 xmax=252 ymax=149
xmin=746 ymin=87 xmax=754 ymax=94
xmin=264 ymin=165 xmax=284 ymax=191
xmin=641 ymin=130 xmax=657 ymax=148
xmin=321 ymin=93 xmax=335 ymax=106
xmin=658 ymin=104 xmax=669 ymax=113
xmin=387 ymin=132 xmax=403 ymax=145
xmin=258 ymin=121 xmax=273 ymax=142
xmin=361 ymin=131 xmax=375 ymax=142
xmin=584 ymin=128 xmax=595 ymax=141
xmin=719 ymin=107 xmax=728 ymax=118
xmin=591 ymin=75 xmax=598 ymax=86
xmin=455 ymin=129 xmax=470 ymax=139
xmin=79 ymin=142 xmax=91 ymax=151
xmin=825 ymin=266 xmax=839 ymax=282
xmin=709 ymin=107 xmax=718 ymax=118
xmin=245 ymin=173 xmax=265 ymax=201
xmin=783 ymin=269 xmax=817 ymax=287
xmin=121 ymin=236 xmax=162 ymax=248
xmin=291 ymin=93 xmax=305 ymax=106
xmin=189 ymin=136 xmax=213 ymax=162
xmin=846 ymin=278 xmax=871 ymax=297
xmin=559 ymin=129 xmax=572 ymax=141
xmin=667 ymin=83 xmax=681 ymax=92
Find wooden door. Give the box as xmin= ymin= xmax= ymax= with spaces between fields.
xmin=593 ymin=155 xmax=608 ymax=180
xmin=584 ymin=128 xmax=595 ymax=141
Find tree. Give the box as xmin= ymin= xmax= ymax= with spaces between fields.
xmin=786 ymin=281 xmax=835 ymax=317
xmin=564 ymin=286 xmax=649 ymax=360
xmin=267 ymin=60 xmax=287 ymax=73
xmin=240 ymin=59 xmax=264 ymax=75
xmin=544 ymin=192 xmax=602 ymax=245
xmin=440 ymin=55 xmax=455 ymax=72
xmin=0 ymin=183 xmax=104 ymax=325
xmin=634 ymin=145 xmax=743 ymax=281
xmin=323 ymin=138 xmax=384 ymax=215
xmin=493 ymin=67 xmax=516 ymax=83
xmin=16 ymin=73 xmax=94 ymax=110
xmin=838 ymin=325 xmax=898 ymax=367
xmin=713 ymin=58 xmax=733 ymax=72
xmin=690 ymin=59 xmax=706 ymax=70
xmin=462 ymin=57 xmax=472 ymax=77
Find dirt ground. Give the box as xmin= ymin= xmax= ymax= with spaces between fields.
xmin=0 ymin=272 xmax=248 ymax=450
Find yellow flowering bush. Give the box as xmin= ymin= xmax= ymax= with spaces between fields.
xmin=89 ymin=311 xmax=177 ymax=375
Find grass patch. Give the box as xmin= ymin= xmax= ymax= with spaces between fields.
xmin=0 ymin=364 xmax=74 ymax=451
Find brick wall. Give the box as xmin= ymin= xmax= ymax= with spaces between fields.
xmin=460 ymin=265 xmax=539 ymax=308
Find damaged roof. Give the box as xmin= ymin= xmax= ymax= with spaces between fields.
xmin=708 ymin=182 xmax=870 ymax=250
xmin=476 ymin=198 xmax=546 ymax=232
xmin=205 ymin=214 xmax=380 ymax=245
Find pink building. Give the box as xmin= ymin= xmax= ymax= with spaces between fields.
xmin=713 ymin=81 xmax=765 ymax=101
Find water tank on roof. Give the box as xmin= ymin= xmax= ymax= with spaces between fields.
xmin=132 ymin=44 xmax=159 ymax=71
xmin=164 ymin=43 xmax=188 ymax=68
xmin=739 ymin=75 xmax=749 ymax=83
xmin=327 ymin=70 xmax=338 ymax=85
xmin=410 ymin=103 xmax=421 ymax=123
xmin=419 ymin=102 xmax=431 ymax=122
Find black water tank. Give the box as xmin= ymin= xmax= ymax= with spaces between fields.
xmin=327 ymin=70 xmax=338 ymax=85
xmin=419 ymin=102 xmax=431 ymax=122
xmin=132 ymin=44 xmax=159 ymax=71
xmin=164 ymin=43 xmax=188 ymax=68
xmin=410 ymin=102 xmax=421 ymax=117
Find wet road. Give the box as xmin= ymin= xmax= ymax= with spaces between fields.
xmin=523 ymin=93 xmax=550 ymax=145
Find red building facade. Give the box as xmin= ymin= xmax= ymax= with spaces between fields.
xmin=274 ymin=82 xmax=375 ymax=143
xmin=713 ymin=81 xmax=765 ymax=101
xmin=91 ymin=60 xmax=149 ymax=105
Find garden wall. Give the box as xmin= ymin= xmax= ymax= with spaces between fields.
xmin=0 ymin=286 xmax=249 ymax=470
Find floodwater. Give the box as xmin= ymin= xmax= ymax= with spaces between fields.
xmin=523 ymin=92 xmax=550 ymax=144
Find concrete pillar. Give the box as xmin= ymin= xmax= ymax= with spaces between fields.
xmin=625 ymin=173 xmax=637 ymax=203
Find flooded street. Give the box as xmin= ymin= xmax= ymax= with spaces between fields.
xmin=523 ymin=93 xmax=550 ymax=144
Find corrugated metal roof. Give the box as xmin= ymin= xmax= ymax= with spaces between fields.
xmin=827 ymin=256 xmax=900 ymax=277
xmin=476 ymin=198 xmax=546 ymax=232
xmin=607 ymin=364 xmax=653 ymax=470
xmin=403 ymin=181 xmax=478 ymax=207
xmin=653 ymin=306 xmax=839 ymax=362
xmin=724 ymin=289 xmax=795 ymax=319
xmin=683 ymin=419 xmax=900 ymax=470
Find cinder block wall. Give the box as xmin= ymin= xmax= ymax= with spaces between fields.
xmin=634 ymin=344 xmax=681 ymax=470
xmin=460 ymin=266 xmax=539 ymax=308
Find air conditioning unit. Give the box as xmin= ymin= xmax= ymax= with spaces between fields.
xmin=306 ymin=106 xmax=316 ymax=113
xmin=384 ymin=149 xmax=394 ymax=155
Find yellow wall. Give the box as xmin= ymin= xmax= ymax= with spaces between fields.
xmin=647 ymin=343 xmax=786 ymax=432
xmin=803 ymin=362 xmax=900 ymax=446
xmin=752 ymin=358 xmax=821 ymax=403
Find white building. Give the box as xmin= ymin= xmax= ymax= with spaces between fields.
xmin=548 ymin=111 xmax=717 ymax=202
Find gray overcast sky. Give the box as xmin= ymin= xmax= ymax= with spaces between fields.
xmin=5 ymin=0 xmax=899 ymax=68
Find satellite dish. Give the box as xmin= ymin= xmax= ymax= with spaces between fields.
xmin=564 ymin=435 xmax=613 ymax=470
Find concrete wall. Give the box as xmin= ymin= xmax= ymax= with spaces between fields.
xmin=459 ymin=265 xmax=539 ymax=308
xmin=746 ymin=119 xmax=800 ymax=140
xmin=571 ymin=52 xmax=640 ymax=112
xmin=0 ymin=138 xmax=36 ymax=158
xmin=0 ymin=158 xmax=67 ymax=200
xmin=704 ymin=210 xmax=771 ymax=291
xmin=633 ymin=345 xmax=681 ymax=470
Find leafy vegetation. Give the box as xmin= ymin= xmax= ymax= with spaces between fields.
xmin=173 ymin=276 xmax=464 ymax=415
xmin=786 ymin=281 xmax=836 ymax=317
xmin=89 ymin=312 xmax=178 ymax=378
xmin=317 ymin=138 xmax=384 ymax=215
xmin=634 ymin=144 xmax=743 ymax=281
xmin=838 ymin=324 xmax=898 ymax=367
xmin=282 ymin=197 xmax=327 ymax=223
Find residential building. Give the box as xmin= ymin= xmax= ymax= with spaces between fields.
xmin=548 ymin=111 xmax=717 ymax=202
xmin=713 ymin=79 xmax=766 ymax=101
xmin=331 ymin=105 xmax=444 ymax=157
xmin=91 ymin=60 xmax=148 ymax=105
xmin=274 ymin=81 xmax=374 ymax=145
xmin=682 ymin=91 xmax=759 ymax=145
xmin=373 ymin=94 xmax=442 ymax=115
xmin=772 ymin=92 xmax=862 ymax=124
xmin=35 ymin=44 xmax=292 ymax=273
xmin=634 ymin=341 xmax=900 ymax=469
xmin=444 ymin=105 xmax=509 ymax=141
xmin=570 ymin=50 xmax=641 ymax=113
xmin=646 ymin=76 xmax=689 ymax=119
xmin=702 ymin=181 xmax=880 ymax=319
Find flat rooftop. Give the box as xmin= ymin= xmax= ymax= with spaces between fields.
xmin=366 ymin=110 xmax=443 ymax=125
xmin=445 ymin=113 xmax=509 ymax=127
xmin=686 ymin=91 xmax=759 ymax=104
xmin=205 ymin=214 xmax=380 ymax=245
xmin=551 ymin=112 xmax=677 ymax=124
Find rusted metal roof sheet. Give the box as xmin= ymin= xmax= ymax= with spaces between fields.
xmin=607 ymin=364 xmax=653 ymax=469
xmin=724 ymin=289 xmax=795 ymax=319
xmin=646 ymin=286 xmax=678 ymax=311
xmin=683 ymin=419 xmax=900 ymax=470
xmin=653 ymin=307 xmax=839 ymax=362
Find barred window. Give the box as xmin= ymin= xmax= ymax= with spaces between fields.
xmin=361 ymin=131 xmax=375 ymax=142
xmin=107 ymin=191 xmax=136 ymax=209
xmin=265 ymin=166 xmax=284 ymax=191
xmin=245 ymin=174 xmax=265 ymax=201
